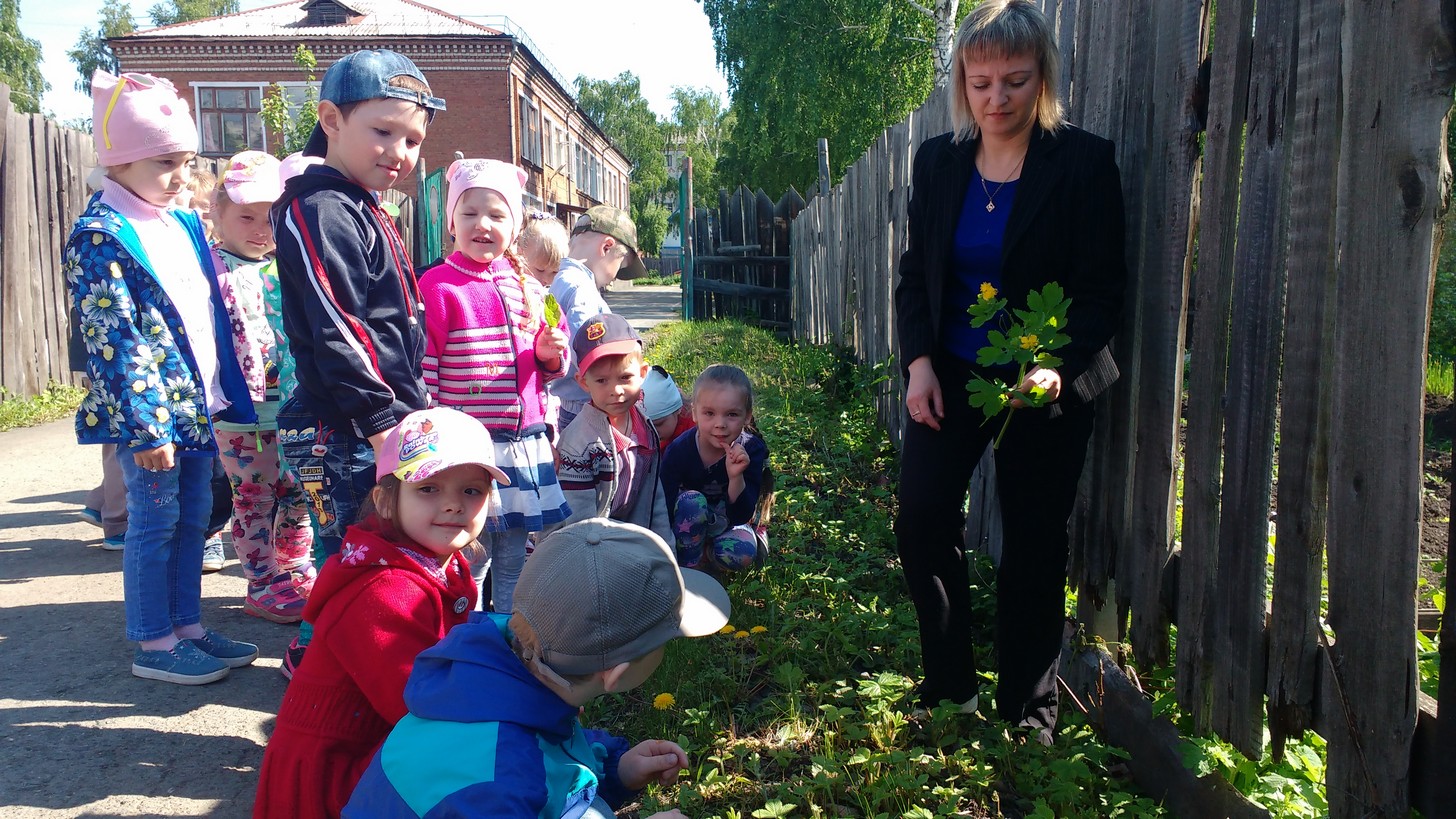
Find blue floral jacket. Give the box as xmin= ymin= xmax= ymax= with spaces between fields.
xmin=65 ymin=195 xmax=255 ymax=454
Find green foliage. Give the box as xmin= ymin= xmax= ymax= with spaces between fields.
xmin=0 ymin=382 xmax=86 ymax=432
xmin=67 ymin=0 xmax=134 ymax=94
xmin=966 ymin=282 xmax=1071 ymax=446
xmin=146 ymin=0 xmax=238 ymax=26
xmin=258 ymin=44 xmax=320 ymax=159
xmin=0 ymin=0 xmax=48 ymax=113
xmin=1432 ymin=95 xmax=1456 ymax=364
xmin=575 ymin=72 xmax=670 ymax=254
xmin=667 ymin=86 xmax=734 ymax=208
xmin=701 ymin=0 xmax=942 ymax=194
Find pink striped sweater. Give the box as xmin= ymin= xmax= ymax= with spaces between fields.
xmin=419 ymin=252 xmax=568 ymax=435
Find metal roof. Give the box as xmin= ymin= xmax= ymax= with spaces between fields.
xmin=122 ymin=0 xmax=504 ymax=39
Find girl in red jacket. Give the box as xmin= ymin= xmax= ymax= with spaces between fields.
xmin=254 ymin=407 xmax=508 ymax=819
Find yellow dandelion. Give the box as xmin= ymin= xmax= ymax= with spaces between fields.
xmin=1019 ymin=334 xmax=1038 ymax=350
xmin=978 ymin=282 xmax=998 ymax=301
xmin=718 ymin=624 xmax=735 ymax=635
xmin=653 ymin=693 xmax=676 ymax=710
xmin=750 ymin=625 xmax=768 ymax=634
xmin=734 ymin=630 xmax=750 ymax=639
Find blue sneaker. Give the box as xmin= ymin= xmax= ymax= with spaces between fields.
xmin=201 ymin=533 xmax=227 ymax=572
xmin=132 ymin=641 xmax=229 ymax=685
xmin=189 ymin=629 xmax=258 ymax=669
xmin=78 ymin=507 xmax=103 ymax=529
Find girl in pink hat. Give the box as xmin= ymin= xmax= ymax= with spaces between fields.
xmin=66 ymin=70 xmax=259 ymax=684
xmin=418 ymin=158 xmax=572 ymax=613
xmin=210 ymin=150 xmax=317 ymax=624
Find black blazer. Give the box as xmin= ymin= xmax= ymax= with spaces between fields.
xmin=894 ymin=125 xmax=1126 ymax=404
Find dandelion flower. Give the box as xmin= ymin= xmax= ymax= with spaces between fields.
xmin=979 ymin=282 xmax=998 ymax=301
xmin=1019 ymin=333 xmax=1038 ymax=350
xmin=734 ymin=630 xmax=750 ymax=639
xmin=750 ymin=625 xmax=768 ymax=634
xmin=653 ymin=693 xmax=676 ymax=710
xmin=719 ymin=624 xmax=735 ymax=635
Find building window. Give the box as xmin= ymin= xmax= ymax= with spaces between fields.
xmin=198 ymin=86 xmax=264 ymax=156
xmin=518 ymin=94 xmax=541 ymax=167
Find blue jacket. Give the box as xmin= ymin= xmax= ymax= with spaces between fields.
xmin=65 ymin=196 xmax=255 ymax=453
xmin=344 ymin=613 xmax=636 ymax=818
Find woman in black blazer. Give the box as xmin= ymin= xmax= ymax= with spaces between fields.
xmin=894 ymin=0 xmax=1126 ymax=743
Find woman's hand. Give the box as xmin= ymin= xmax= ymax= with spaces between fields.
xmin=618 ymin=739 xmax=690 ymax=790
xmin=1010 ymin=366 xmax=1062 ymax=408
xmin=133 ymin=442 xmax=176 ymax=472
xmin=905 ymin=356 xmax=944 ymax=431
xmin=534 ymin=325 xmax=568 ymax=370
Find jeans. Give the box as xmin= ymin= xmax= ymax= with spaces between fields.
xmin=484 ymin=528 xmax=528 ymax=614
xmin=276 ymin=397 xmax=377 ymax=561
xmin=895 ymin=355 xmax=1094 ymax=732
xmin=118 ymin=454 xmax=212 ymax=641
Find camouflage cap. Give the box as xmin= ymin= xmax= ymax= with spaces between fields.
xmin=572 ymin=205 xmax=648 ymax=280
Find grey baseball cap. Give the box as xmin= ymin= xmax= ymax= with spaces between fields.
xmin=303 ymin=49 xmax=445 ymax=157
xmin=513 ymin=519 xmax=730 ymax=677
xmin=572 ymin=205 xmax=648 ymax=280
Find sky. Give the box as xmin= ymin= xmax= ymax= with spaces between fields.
xmin=18 ymin=0 xmax=729 ymax=123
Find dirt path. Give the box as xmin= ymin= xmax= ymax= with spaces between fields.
xmin=0 ymin=282 xmax=682 ymax=817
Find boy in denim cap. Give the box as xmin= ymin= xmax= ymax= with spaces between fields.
xmin=344 ymin=518 xmax=727 ymax=818
xmin=273 ymin=49 xmax=445 ymax=677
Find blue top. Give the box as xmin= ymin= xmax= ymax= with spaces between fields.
xmin=945 ymin=169 xmax=1017 ymax=364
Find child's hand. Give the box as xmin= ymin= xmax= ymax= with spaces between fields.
xmin=618 ymin=739 xmax=689 ymax=790
xmin=724 ymin=441 xmax=750 ymax=479
xmin=133 ymin=442 xmax=176 ymax=472
xmin=535 ymin=325 xmax=567 ymax=368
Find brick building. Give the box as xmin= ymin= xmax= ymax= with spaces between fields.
xmin=110 ymin=0 xmax=631 ymax=217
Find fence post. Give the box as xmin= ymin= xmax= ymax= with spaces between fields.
xmin=817 ymin=138 xmax=831 ymax=198
xmin=681 ymin=156 xmax=694 ymax=321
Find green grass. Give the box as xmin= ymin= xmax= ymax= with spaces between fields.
xmin=1427 ymin=358 xmax=1454 ymax=398
xmin=0 ymin=382 xmax=86 ymax=433
xmin=634 ymin=271 xmax=683 ymax=287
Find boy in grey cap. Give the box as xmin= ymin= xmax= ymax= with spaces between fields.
xmin=344 ymin=518 xmax=729 ymax=818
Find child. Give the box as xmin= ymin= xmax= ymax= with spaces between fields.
xmin=177 ymin=166 xmax=216 ymax=241
xmin=66 ymin=70 xmax=258 ymax=683
xmin=253 ymin=407 xmax=504 ymax=819
xmin=516 ymin=209 xmax=569 ymax=287
xmin=211 ymin=150 xmax=316 ymax=623
xmin=661 ymin=364 xmax=770 ymax=572
xmin=548 ymin=205 xmax=649 ymax=428
xmin=643 ymin=364 xmax=696 ymax=452
xmin=556 ymin=313 xmax=673 ymax=545
xmin=344 ymin=518 xmax=729 ymax=818
xmin=272 ymin=49 xmax=445 ymax=677
xmin=260 ymin=152 xmax=323 ymax=408
xmin=419 ymin=158 xmax=571 ymax=613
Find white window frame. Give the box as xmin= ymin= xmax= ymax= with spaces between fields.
xmin=191 ymin=81 xmax=268 ymax=156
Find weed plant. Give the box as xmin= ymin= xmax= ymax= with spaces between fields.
xmin=0 ymin=382 xmax=86 ymax=432
xmin=591 ymin=321 xmax=1163 ymax=817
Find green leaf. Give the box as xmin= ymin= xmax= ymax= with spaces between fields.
xmin=967 ymin=378 xmax=1009 ymax=415
xmin=544 ymin=293 xmax=562 ymax=328
xmin=751 ymin=801 xmax=797 ymax=818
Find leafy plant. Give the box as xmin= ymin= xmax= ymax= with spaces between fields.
xmin=965 ymin=281 xmax=1072 ymax=447
xmin=258 ymin=44 xmax=319 ymax=159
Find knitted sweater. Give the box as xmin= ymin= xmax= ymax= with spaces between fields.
xmin=419 ymin=252 xmax=568 ymax=438
xmin=556 ymin=402 xmax=673 ymax=545
xmin=253 ymin=526 xmax=477 ymax=819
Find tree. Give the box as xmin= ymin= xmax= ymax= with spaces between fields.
xmin=0 ymin=0 xmax=48 ymax=113
xmin=67 ymin=0 xmax=134 ymax=93
xmin=904 ymin=0 xmax=962 ymax=87
xmin=701 ymin=0 xmax=958 ymax=194
xmin=147 ymin=0 xmax=239 ymax=27
xmin=259 ymin=43 xmax=319 ymax=158
xmin=574 ymin=71 xmax=670 ymax=254
xmin=665 ymin=86 xmax=734 ymax=208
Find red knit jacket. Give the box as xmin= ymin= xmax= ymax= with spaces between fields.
xmin=253 ymin=525 xmax=477 ymax=819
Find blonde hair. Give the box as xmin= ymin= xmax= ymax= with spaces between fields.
xmin=186 ymin=168 xmax=216 ymax=208
xmin=517 ymin=211 xmax=569 ymax=269
xmin=949 ymin=0 xmax=1066 ymax=143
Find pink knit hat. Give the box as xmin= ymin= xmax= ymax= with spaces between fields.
xmin=221 ymin=151 xmax=283 ymax=205
xmin=445 ymin=158 xmax=527 ymax=235
xmin=91 ymin=70 xmax=198 ymax=166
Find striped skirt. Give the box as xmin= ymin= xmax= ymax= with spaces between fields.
xmin=487 ymin=431 xmax=571 ymax=533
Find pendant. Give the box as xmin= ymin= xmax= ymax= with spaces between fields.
xmin=985 ymin=201 xmax=996 ymax=213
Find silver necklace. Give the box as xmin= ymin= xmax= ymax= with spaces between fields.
xmin=979 ymin=153 xmax=1025 ymax=212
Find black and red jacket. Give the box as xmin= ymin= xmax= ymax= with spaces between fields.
xmin=272 ymin=166 xmax=428 ymax=439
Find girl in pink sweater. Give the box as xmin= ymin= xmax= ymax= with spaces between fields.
xmin=419 ymin=159 xmax=571 ymax=613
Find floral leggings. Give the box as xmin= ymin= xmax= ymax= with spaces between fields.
xmin=215 ymin=428 xmax=314 ymax=589
xmin=673 ymin=490 xmax=760 ymax=571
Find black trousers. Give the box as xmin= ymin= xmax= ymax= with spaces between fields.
xmin=895 ymin=355 xmax=1094 ymax=731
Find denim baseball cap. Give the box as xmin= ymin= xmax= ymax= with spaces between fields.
xmin=303 ymin=49 xmax=446 ymax=157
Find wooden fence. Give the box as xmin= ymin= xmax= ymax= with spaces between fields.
xmin=788 ymin=1 xmax=1454 ymax=816
xmin=685 ymin=185 xmax=805 ymax=331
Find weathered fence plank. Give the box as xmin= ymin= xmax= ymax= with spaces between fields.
xmin=1324 ymin=2 xmax=1454 ymax=815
